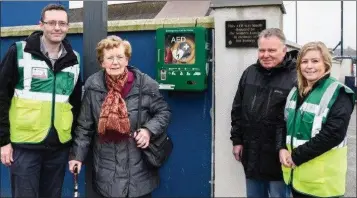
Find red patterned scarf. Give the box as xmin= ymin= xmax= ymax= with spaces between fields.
xmin=98 ymin=67 xmax=131 ymax=138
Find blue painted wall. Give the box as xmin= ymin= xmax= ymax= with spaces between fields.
xmin=0 ymin=30 xmax=213 ymax=197
xmin=0 ymin=1 xmax=69 ymax=27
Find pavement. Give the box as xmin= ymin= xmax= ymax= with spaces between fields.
xmin=345 ymin=105 xmax=356 ymax=197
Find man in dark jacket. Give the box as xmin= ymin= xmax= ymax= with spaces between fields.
xmin=0 ymin=4 xmax=82 ymax=197
xmin=230 ymin=28 xmax=298 ymax=197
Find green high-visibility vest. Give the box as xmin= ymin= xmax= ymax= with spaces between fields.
xmin=9 ymin=41 xmax=80 ymax=144
xmin=283 ymin=77 xmax=355 ymax=197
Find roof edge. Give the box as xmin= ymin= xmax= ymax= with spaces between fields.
xmin=1 ymin=16 xmax=214 ymax=37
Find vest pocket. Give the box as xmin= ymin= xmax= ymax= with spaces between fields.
xmin=60 ymin=103 xmax=73 ymax=132
xmin=301 ymin=112 xmax=314 ymax=123
xmin=14 ymin=101 xmax=41 ymax=131
xmin=53 ymin=103 xmax=72 ymax=143
xmin=296 ymin=159 xmax=325 ymax=183
xmin=301 ymin=113 xmax=314 ymax=137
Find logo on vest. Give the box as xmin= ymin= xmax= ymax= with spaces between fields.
xmin=32 ymin=67 xmax=48 ymax=79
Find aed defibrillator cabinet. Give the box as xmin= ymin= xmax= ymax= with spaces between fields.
xmin=156 ymin=27 xmax=209 ymax=91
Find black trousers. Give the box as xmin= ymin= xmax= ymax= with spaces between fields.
xmin=92 ymin=188 xmax=152 ymax=198
xmin=10 ymin=146 xmax=69 ymax=198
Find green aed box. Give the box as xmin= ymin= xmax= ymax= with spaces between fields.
xmin=156 ymin=27 xmax=209 ymax=91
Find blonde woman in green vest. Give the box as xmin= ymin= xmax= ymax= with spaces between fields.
xmin=277 ymin=41 xmax=355 ymax=197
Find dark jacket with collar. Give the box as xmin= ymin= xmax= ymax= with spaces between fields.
xmin=0 ymin=31 xmax=82 ymax=149
xmin=230 ymin=50 xmax=298 ymax=181
xmin=70 ymin=67 xmax=171 ymax=197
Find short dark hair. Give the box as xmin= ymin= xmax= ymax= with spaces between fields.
xmin=40 ymin=4 xmax=68 ymax=22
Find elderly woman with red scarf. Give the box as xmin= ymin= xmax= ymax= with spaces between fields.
xmin=68 ymin=35 xmax=171 ymax=198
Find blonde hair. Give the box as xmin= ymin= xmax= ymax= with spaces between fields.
xmin=296 ymin=41 xmax=332 ymax=96
xmin=96 ymin=35 xmax=132 ymax=64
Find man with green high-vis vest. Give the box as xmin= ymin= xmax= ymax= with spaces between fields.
xmin=278 ymin=41 xmax=355 ymax=198
xmin=0 ymin=4 xmax=82 ymax=197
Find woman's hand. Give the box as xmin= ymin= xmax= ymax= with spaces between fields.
xmin=279 ymin=149 xmax=292 ymax=168
xmin=286 ymin=156 xmax=296 ymax=169
xmin=69 ymin=160 xmax=82 ymax=174
xmin=134 ymin=128 xmax=151 ymax=149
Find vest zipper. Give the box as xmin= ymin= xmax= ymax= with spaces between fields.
xmin=51 ymin=74 xmax=56 ymax=127
xmin=289 ymin=109 xmax=297 ymax=186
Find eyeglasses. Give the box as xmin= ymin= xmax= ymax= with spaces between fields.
xmin=105 ymin=56 xmax=126 ymax=63
xmin=42 ymin=20 xmax=69 ymax=28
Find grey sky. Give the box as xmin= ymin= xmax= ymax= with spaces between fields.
xmin=283 ymin=1 xmax=356 ymax=49
xmin=69 ymin=1 xmax=356 ymax=49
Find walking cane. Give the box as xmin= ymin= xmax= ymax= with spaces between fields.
xmin=73 ymin=164 xmax=79 ymax=197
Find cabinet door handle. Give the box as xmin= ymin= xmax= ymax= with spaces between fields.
xmin=157 ymin=49 xmax=160 ymax=63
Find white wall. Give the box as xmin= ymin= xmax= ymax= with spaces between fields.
xmin=212 ymin=5 xmax=284 ymax=197
xmin=331 ymin=60 xmax=342 ymax=82
xmin=340 ymin=59 xmax=353 ymax=81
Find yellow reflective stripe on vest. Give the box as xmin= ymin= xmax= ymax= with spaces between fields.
xmin=14 ymin=89 xmax=69 ymax=102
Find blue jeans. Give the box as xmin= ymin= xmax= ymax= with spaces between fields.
xmin=246 ymin=179 xmax=291 ymax=198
